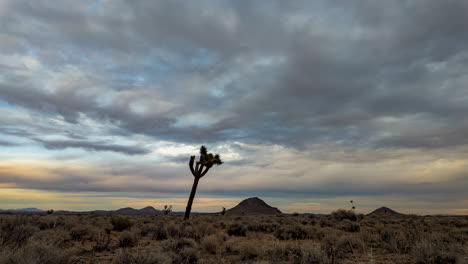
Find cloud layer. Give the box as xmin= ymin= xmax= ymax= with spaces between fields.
xmin=1 ymin=0 xmax=468 ymax=213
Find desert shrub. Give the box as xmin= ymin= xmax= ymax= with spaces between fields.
xmin=321 ymin=232 xmax=351 ymax=262
xmin=300 ymin=246 xmax=330 ymax=264
xmin=111 ymin=216 xmax=132 ymax=231
xmin=223 ymin=239 xmax=240 ymax=255
xmin=161 ymin=238 xmax=197 ymax=252
xmin=264 ymin=243 xmax=300 ymax=261
xmin=166 ymin=222 xmax=180 ymax=238
xmin=274 ymin=225 xmax=309 ymax=240
xmin=151 ymin=224 xmax=168 ymax=240
xmin=69 ymin=225 xmax=87 ymax=241
xmin=113 ymin=248 xmax=171 ymax=264
xmin=92 ymin=229 xmax=110 ymax=251
xmin=337 ymin=219 xmax=360 ymax=232
xmin=227 ymin=223 xmax=247 ymax=236
xmin=238 ymin=241 xmax=261 ymax=261
xmin=0 ymin=217 xmax=39 ymax=248
xmin=160 ymin=238 xmax=199 ymax=264
xmin=201 ymin=234 xmax=221 ymax=254
xmin=0 ymin=241 xmax=82 ymax=264
xmin=31 ymin=229 xmax=71 ymax=247
xmin=247 ymin=221 xmax=278 ymax=233
xmin=411 ymin=240 xmax=460 ymax=264
xmin=140 ymin=223 xmax=151 ymax=236
xmin=119 ymin=231 xmax=138 ymax=247
xmin=179 ymin=226 xmax=200 ymax=240
xmin=195 ymin=222 xmax=216 ymax=238
xmin=331 ymin=209 xmax=357 ymax=221
xmin=0 ymin=223 xmax=39 ymax=249
xmin=318 ymin=218 xmax=334 ymax=228
xmin=172 ymin=247 xmax=199 ymax=264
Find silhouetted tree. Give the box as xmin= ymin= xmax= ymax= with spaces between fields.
xmin=184 ymin=146 xmax=223 ymax=220
xmin=221 ymin=207 xmax=226 ymax=216
xmin=163 ymin=205 xmax=172 ymax=215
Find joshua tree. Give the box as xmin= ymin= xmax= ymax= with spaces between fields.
xmin=163 ymin=205 xmax=172 ymax=215
xmin=184 ymin=145 xmax=223 ymax=220
xmin=221 ymin=207 xmax=226 ymax=216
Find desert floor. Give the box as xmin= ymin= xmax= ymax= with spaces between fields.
xmin=0 ymin=211 xmax=467 ymax=263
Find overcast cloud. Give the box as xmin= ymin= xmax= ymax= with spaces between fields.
xmin=1 ymin=0 xmax=468 ymax=213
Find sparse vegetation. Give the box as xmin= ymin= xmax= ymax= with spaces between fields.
xmin=0 ymin=213 xmax=467 ymax=263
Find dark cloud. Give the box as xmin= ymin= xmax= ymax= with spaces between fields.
xmin=0 ymin=0 xmax=466 ymax=151
xmin=0 ymin=140 xmax=19 ymax=147
xmin=33 ymin=138 xmax=151 ymax=155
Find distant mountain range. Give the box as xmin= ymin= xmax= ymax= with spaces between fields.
xmin=226 ymin=197 xmax=282 ymax=215
xmin=2 ymin=203 xmax=465 ymax=216
xmin=0 ymin=208 xmax=46 ymax=213
xmin=0 ymin=206 xmax=163 ymax=215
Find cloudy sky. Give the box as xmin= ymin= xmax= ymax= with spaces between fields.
xmin=1 ymin=0 xmax=468 ymax=214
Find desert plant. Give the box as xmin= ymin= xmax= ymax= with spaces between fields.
xmin=163 ymin=205 xmax=172 ymax=215
xmin=331 ymin=209 xmax=357 ymax=221
xmin=227 ymin=223 xmax=247 ymax=236
xmin=221 ymin=207 xmax=226 ymax=216
xmin=337 ymin=219 xmax=360 ymax=232
xmin=92 ymin=229 xmax=111 ymax=251
xmin=111 ymin=216 xmax=132 ymax=231
xmin=152 ymin=224 xmax=168 ymax=240
xmin=411 ymin=239 xmax=459 ymax=264
xmin=119 ymin=231 xmax=138 ymax=247
xmin=274 ymin=225 xmax=309 ymax=240
xmin=184 ymin=146 xmax=223 ymax=220
xmin=113 ymin=248 xmax=171 ymax=264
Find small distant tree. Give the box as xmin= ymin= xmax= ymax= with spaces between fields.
xmin=184 ymin=146 xmax=223 ymax=220
xmin=163 ymin=205 xmax=172 ymax=215
xmin=46 ymin=209 xmax=54 ymax=215
xmin=221 ymin=207 xmax=226 ymax=216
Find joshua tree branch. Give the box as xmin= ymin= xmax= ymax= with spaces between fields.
xmin=189 ymin=156 xmax=197 ymax=177
xmin=198 ymin=164 xmax=205 ymax=175
xmin=200 ymin=166 xmax=211 ymax=177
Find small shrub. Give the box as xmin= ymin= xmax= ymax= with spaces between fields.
xmin=300 ymin=246 xmax=330 ymax=264
xmin=411 ymin=240 xmax=459 ymax=264
xmin=331 ymin=209 xmax=357 ymax=221
xmin=227 ymin=223 xmax=247 ymax=236
xmin=201 ymin=234 xmax=223 ymax=254
xmin=238 ymin=241 xmax=261 ymax=261
xmin=113 ymin=248 xmax=171 ymax=264
xmin=70 ymin=225 xmax=92 ymax=241
xmin=31 ymin=229 xmax=71 ymax=247
xmin=92 ymin=230 xmax=110 ymax=251
xmin=338 ymin=219 xmax=360 ymax=232
xmin=173 ymin=247 xmax=199 ymax=264
xmin=161 ymin=238 xmax=197 ymax=252
xmin=0 ymin=241 xmax=82 ymax=264
xmin=152 ymin=224 xmax=168 ymax=240
xmin=119 ymin=231 xmax=138 ymax=247
xmin=274 ymin=225 xmax=309 ymax=240
xmin=111 ymin=216 xmax=132 ymax=231
xmin=0 ymin=224 xmax=39 ymax=249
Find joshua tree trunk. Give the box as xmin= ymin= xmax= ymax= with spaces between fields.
xmin=184 ymin=176 xmax=200 ymax=220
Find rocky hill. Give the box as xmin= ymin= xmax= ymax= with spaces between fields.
xmin=368 ymin=207 xmax=403 ymax=216
xmin=226 ymin=197 xmax=282 ymax=215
